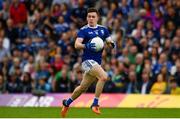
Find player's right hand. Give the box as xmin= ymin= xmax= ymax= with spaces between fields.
xmin=85 ymin=42 xmax=96 ymax=51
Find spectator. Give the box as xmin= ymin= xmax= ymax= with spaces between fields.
xmin=18 ymin=37 xmax=35 ymax=55
xmin=131 ymin=20 xmax=145 ymax=40
xmin=0 ymin=0 xmax=2 ymax=10
xmin=170 ymin=79 xmax=180 ymax=95
xmin=70 ymin=0 xmax=87 ymax=28
xmin=69 ymin=65 xmax=82 ymax=92
xmin=128 ymin=45 xmax=138 ymax=64
xmin=1 ymin=1 xmax=10 ymax=21
xmin=55 ymin=65 xmax=70 ymax=92
xmin=135 ymin=53 xmax=144 ymax=83
xmin=9 ymin=0 xmax=27 ymax=26
xmin=51 ymin=54 xmax=64 ymax=72
xmin=150 ymin=74 xmax=166 ymax=94
xmin=35 ymin=62 xmax=51 ymax=92
xmin=119 ymin=0 xmax=130 ymax=18
xmin=48 ymin=66 xmax=56 ymax=92
xmin=51 ymin=3 xmax=61 ymax=17
xmin=152 ymin=53 xmax=172 ymax=75
xmin=174 ymin=60 xmax=180 ymax=86
xmin=129 ymin=0 xmax=141 ymax=22
xmin=0 ymin=29 xmax=10 ymax=50
xmin=151 ymin=8 xmax=164 ymax=30
xmin=21 ymin=72 xmax=32 ymax=93
xmin=23 ymin=55 xmax=35 ymax=79
xmin=145 ymin=20 xmax=154 ymax=33
xmin=150 ymin=47 xmax=158 ymax=66
xmin=146 ymin=30 xmax=158 ymax=48
xmin=60 ymin=3 xmax=71 ymax=23
xmin=170 ymin=37 xmax=180 ymax=59
xmin=0 ymin=74 xmax=6 ymax=93
xmin=35 ymin=47 xmax=47 ymax=64
xmin=26 ymin=21 xmax=43 ymax=39
xmin=118 ymin=46 xmax=129 ymax=62
xmin=111 ymin=62 xmax=127 ymax=93
xmin=35 ymin=62 xmax=50 ymax=81
xmin=98 ymin=0 xmax=109 ymax=17
xmin=125 ymin=71 xmax=139 ymax=94
xmin=160 ymin=65 xmax=169 ymax=82
xmin=0 ymin=38 xmax=11 ymax=63
xmin=142 ymin=1 xmax=152 ymax=18
xmin=165 ymin=6 xmax=179 ymax=27
xmin=53 ymin=15 xmax=69 ymax=35
xmin=0 ymin=56 xmax=10 ymax=78
xmin=0 ymin=12 xmax=6 ymax=29
xmin=57 ymin=32 xmax=69 ymax=55
xmin=16 ymin=23 xmax=27 ymax=43
xmin=6 ymin=73 xmax=22 ymax=93
xmin=35 ymin=77 xmax=51 ymax=92
xmin=5 ymin=18 xmax=18 ymax=45
xmin=139 ymin=70 xmax=152 ymax=94
xmin=139 ymin=37 xmax=149 ymax=52
xmin=157 ymin=26 xmax=167 ymax=44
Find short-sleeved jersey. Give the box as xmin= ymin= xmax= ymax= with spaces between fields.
xmin=77 ymin=24 xmax=110 ymax=64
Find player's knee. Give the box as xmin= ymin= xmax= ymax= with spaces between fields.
xmin=100 ymin=75 xmax=108 ymax=81
xmin=79 ymin=85 xmax=88 ymax=93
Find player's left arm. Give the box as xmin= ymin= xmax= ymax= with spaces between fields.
xmin=106 ymin=36 xmax=115 ymax=48
xmin=104 ymin=27 xmax=115 ymax=48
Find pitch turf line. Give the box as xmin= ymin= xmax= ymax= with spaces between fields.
xmin=0 ymin=107 xmax=180 ymax=118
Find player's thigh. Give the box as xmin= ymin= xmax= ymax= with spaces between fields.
xmin=89 ymin=64 xmax=108 ymax=81
xmin=80 ymin=72 xmax=97 ymax=89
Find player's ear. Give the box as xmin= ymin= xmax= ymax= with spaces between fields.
xmin=96 ymin=14 xmax=100 ymax=22
xmin=97 ymin=12 xmax=99 ymax=19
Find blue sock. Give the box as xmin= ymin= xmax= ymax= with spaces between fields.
xmin=92 ymin=97 xmax=99 ymax=106
xmin=66 ymin=98 xmax=73 ymax=106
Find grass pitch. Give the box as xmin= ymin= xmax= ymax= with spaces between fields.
xmin=0 ymin=107 xmax=180 ymax=118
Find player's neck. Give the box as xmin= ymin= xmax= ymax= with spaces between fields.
xmin=88 ymin=24 xmax=98 ymax=29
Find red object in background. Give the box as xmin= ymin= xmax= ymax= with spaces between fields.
xmin=54 ymin=60 xmax=64 ymax=71
xmin=9 ymin=2 xmax=27 ymax=26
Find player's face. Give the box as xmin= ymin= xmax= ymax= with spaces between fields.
xmin=87 ymin=12 xmax=99 ymax=27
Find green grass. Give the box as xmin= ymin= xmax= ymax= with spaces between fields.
xmin=0 ymin=107 xmax=180 ymax=118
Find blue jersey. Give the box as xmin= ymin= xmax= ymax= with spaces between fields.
xmin=77 ymin=24 xmax=110 ymax=64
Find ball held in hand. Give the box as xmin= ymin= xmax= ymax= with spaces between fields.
xmin=90 ymin=37 xmax=104 ymax=52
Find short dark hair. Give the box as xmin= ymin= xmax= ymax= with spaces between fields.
xmin=87 ymin=8 xmax=99 ymax=16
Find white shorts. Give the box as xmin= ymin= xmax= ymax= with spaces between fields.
xmin=81 ymin=60 xmax=99 ymax=73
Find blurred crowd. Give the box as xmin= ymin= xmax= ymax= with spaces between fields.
xmin=0 ymin=0 xmax=179 ymax=95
